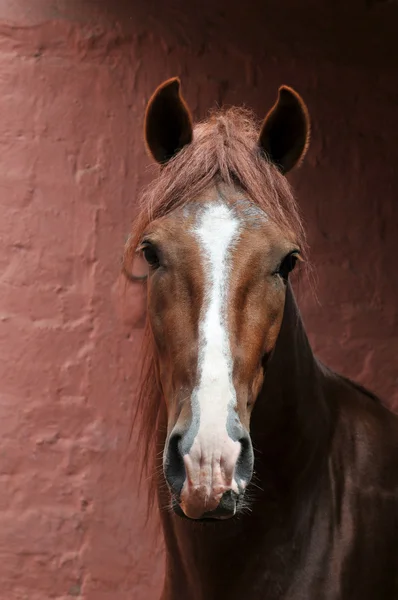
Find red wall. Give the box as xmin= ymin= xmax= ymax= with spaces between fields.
xmin=1 ymin=1 xmax=398 ymax=598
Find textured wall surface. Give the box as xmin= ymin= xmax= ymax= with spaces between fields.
xmin=1 ymin=1 xmax=398 ymax=598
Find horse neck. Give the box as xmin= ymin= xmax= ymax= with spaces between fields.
xmin=250 ymin=283 xmax=334 ymax=505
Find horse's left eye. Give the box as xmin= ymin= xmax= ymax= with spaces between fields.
xmin=277 ymin=252 xmax=299 ymax=280
xmin=142 ymin=245 xmax=160 ymax=268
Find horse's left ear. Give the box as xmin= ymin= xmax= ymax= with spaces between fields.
xmin=144 ymin=77 xmax=193 ymax=164
xmin=259 ymin=86 xmax=310 ymax=174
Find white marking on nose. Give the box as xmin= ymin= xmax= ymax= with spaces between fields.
xmin=180 ymin=202 xmax=241 ymax=516
xmin=193 ymin=202 xmax=239 ymax=428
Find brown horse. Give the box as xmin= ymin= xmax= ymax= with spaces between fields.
xmin=124 ymin=78 xmax=398 ymax=599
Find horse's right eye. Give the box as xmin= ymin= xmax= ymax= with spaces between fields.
xmin=142 ymin=245 xmax=160 ymax=268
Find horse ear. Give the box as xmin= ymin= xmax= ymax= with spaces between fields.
xmin=259 ymin=86 xmax=310 ymax=174
xmin=144 ymin=77 xmax=193 ymax=164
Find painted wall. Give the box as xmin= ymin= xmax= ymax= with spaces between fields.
xmin=1 ymin=1 xmax=397 ymax=598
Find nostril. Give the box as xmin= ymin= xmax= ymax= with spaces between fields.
xmin=239 ymin=435 xmax=250 ymax=454
xmin=168 ymin=432 xmax=182 ymax=458
xmin=236 ymin=433 xmax=254 ymax=486
xmin=164 ymin=432 xmax=186 ymax=497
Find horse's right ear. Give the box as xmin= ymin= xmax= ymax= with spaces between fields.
xmin=144 ymin=78 xmax=193 ymax=165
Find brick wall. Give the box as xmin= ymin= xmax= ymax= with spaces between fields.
xmin=0 ymin=1 xmax=397 ymax=598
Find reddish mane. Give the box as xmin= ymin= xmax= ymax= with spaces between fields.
xmin=123 ymin=107 xmax=308 ymax=507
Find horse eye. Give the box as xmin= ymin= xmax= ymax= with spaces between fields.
xmin=142 ymin=245 xmax=160 ymax=268
xmin=277 ymin=252 xmax=299 ymax=280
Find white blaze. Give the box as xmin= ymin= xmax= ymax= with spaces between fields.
xmin=179 ymin=202 xmax=242 ymax=517
xmin=192 ymin=202 xmax=239 ymax=449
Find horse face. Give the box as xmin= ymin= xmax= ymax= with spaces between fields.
xmin=139 ymin=186 xmax=299 ymax=519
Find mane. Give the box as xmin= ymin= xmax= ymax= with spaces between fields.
xmin=124 ymin=106 xmax=309 ymax=510
xmin=317 ymin=359 xmax=381 ymax=404
xmin=336 ymin=371 xmax=381 ymax=404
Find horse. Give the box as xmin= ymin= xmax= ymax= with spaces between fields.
xmin=124 ymin=78 xmax=398 ymax=599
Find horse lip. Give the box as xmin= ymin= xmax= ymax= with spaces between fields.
xmin=171 ymin=494 xmax=241 ymax=521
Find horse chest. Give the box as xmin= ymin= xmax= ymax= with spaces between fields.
xmin=166 ymin=505 xmax=398 ymax=600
